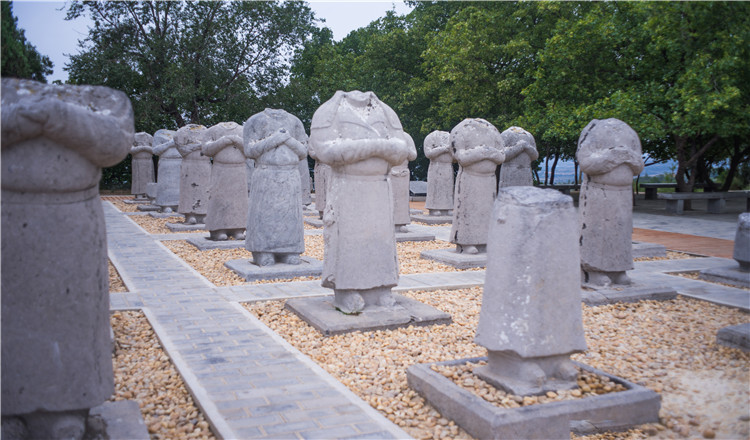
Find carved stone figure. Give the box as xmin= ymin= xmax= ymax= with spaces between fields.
xmin=243 ymin=109 xmax=307 ymax=266
xmin=577 ymin=118 xmax=644 ymax=286
xmin=175 ymin=124 xmax=210 ymax=224
xmin=449 ymin=118 xmax=505 ymax=254
xmin=498 ymin=126 xmax=538 ymax=189
xmin=310 ymin=90 xmax=416 ymax=314
xmin=130 ymin=132 xmax=154 ymax=199
xmin=423 ymin=130 xmax=454 ymax=216
xmin=202 ymin=122 xmax=247 ymax=240
xmin=391 ymin=133 xmax=417 ymax=232
xmin=152 ymin=129 xmax=180 ymax=213
xmin=1 ymin=78 xmax=133 ymax=439
xmin=734 ymin=213 xmax=750 ymax=271
xmin=311 ymin=151 xmax=331 ymax=219
xmin=475 ymin=186 xmax=587 ymax=396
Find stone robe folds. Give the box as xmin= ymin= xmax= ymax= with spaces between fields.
xmin=1 ymin=79 xmax=133 ymax=415
xmin=243 ymin=109 xmax=306 ymax=255
xmin=203 ymin=122 xmax=247 ymax=233
xmin=152 ymin=129 xmax=180 ymax=210
xmin=424 ymin=130 xmax=454 ymax=212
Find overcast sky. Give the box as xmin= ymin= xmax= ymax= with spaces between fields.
xmin=13 ymin=0 xmax=414 ymax=83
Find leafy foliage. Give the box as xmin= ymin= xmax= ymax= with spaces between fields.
xmin=1 ymin=1 xmax=53 ymax=82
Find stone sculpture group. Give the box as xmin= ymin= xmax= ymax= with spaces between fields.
xmin=2 ymin=77 xmax=689 ymax=440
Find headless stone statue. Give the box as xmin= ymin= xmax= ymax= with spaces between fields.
xmin=424 ymin=130 xmax=454 ymax=216
xmin=391 ymin=133 xmax=417 ymax=232
xmin=202 ymin=122 xmax=247 ymax=241
xmin=577 ymin=118 xmax=644 ymax=286
xmin=449 ymin=118 xmax=505 ymax=254
xmin=1 ymin=78 xmax=133 ymax=439
xmin=243 ymin=109 xmax=307 ymax=266
xmin=130 ymin=132 xmax=154 ymax=199
xmin=310 ymin=90 xmax=416 ymax=314
xmin=175 ymin=124 xmax=210 ymax=224
xmin=498 ymin=126 xmax=538 ymax=189
xmin=734 ymin=213 xmax=750 ymax=272
xmin=475 ymin=186 xmax=587 ymax=396
xmin=152 ymin=129 xmax=180 ymax=213
xmin=310 ymin=149 xmax=331 ymax=219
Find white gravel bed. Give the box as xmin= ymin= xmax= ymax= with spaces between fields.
xmin=243 ymin=289 xmax=749 ymax=440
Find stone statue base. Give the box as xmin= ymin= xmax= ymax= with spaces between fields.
xmin=411 ymin=213 xmax=453 ymax=225
xmin=285 ymin=293 xmax=451 ymax=336
xmin=581 ymin=283 xmax=677 ymax=306
xmin=224 ymin=256 xmax=323 ymax=282
xmin=187 ymin=236 xmax=245 ymax=251
xmin=166 ymin=222 xmax=206 ymax=232
xmin=699 ymin=264 xmax=750 ymax=289
xmin=420 ymin=248 xmax=488 ymax=269
xmin=473 ymin=351 xmax=578 ymax=396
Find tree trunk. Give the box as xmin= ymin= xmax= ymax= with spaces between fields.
xmin=544 ymin=151 xmax=549 ymax=186
xmin=720 ymin=138 xmax=750 ymax=192
xmin=549 ymin=152 xmax=559 ymax=185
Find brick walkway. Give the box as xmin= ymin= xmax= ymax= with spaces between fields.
xmin=633 ymin=228 xmax=734 ymax=259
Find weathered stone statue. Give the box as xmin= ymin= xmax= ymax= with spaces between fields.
xmin=202 ymin=122 xmax=247 ymax=241
xmin=449 ymin=118 xmax=505 ymax=254
xmin=245 ymin=158 xmax=255 ymax=197
xmin=1 ymin=78 xmax=133 ymax=439
xmin=423 ymin=130 xmax=454 ymax=216
xmin=577 ymin=118 xmax=644 ymax=286
xmin=391 ymin=133 xmax=417 ymax=232
xmin=474 ymin=186 xmax=587 ymax=396
xmin=130 ymin=132 xmax=154 ymax=199
xmin=175 ymin=124 xmax=210 ymax=224
xmin=152 ymin=129 xmax=180 ymax=213
xmin=299 ymin=157 xmax=312 ymax=206
xmin=498 ymin=126 xmax=538 ymax=189
xmin=734 ymin=213 xmax=750 ymax=271
xmin=243 ymin=109 xmax=307 ymax=266
xmin=310 ymin=90 xmax=416 ymax=314
xmin=311 ymin=150 xmax=331 ymax=219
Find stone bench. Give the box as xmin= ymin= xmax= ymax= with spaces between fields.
xmin=657 ymin=191 xmax=750 ymax=214
xmin=640 ymin=182 xmax=705 ymax=200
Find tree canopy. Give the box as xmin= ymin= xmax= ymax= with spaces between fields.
xmin=1 ymin=1 xmax=54 ymax=82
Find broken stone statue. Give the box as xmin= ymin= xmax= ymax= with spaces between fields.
xmin=309 ymin=90 xmax=416 ymax=313
xmin=1 ymin=78 xmax=133 ymax=439
xmin=699 ymin=213 xmax=750 ymax=288
xmin=243 ymin=109 xmax=307 ymax=266
xmin=498 ymin=126 xmax=538 ymax=189
xmin=449 ymin=118 xmax=505 ymax=254
xmin=152 ymin=128 xmax=180 ymax=213
xmin=475 ymin=186 xmax=587 ymax=395
xmin=391 ymin=133 xmax=417 ymax=232
xmin=130 ymin=132 xmax=155 ymax=199
xmin=175 ymin=124 xmax=210 ymax=224
xmin=202 ymin=122 xmax=248 ymax=241
xmin=577 ymin=118 xmax=644 ymax=286
xmin=310 ymin=146 xmax=331 ymax=219
xmin=423 ymin=130 xmax=454 ymax=216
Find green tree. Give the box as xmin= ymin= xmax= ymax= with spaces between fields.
xmin=66 ymin=0 xmax=317 ymax=134
xmin=1 ymin=1 xmax=54 ymax=81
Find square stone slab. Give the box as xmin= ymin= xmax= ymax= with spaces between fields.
xmin=699 ymin=265 xmax=750 ymax=289
xmin=225 ymin=256 xmax=323 ymax=282
xmin=186 ymin=236 xmax=245 ymax=250
xmin=396 ymin=229 xmax=435 ymax=242
xmin=581 ymin=284 xmax=677 ymax=306
xmin=123 ymin=198 xmax=149 ymax=204
xmin=166 ymin=222 xmax=206 ymax=232
xmin=304 ymin=217 xmax=323 ymax=228
xmin=716 ymin=323 xmax=750 ymax=352
xmin=411 ymin=214 xmax=453 ymax=225
xmin=88 ymin=400 xmax=149 ymax=440
xmin=148 ymin=211 xmax=183 ymax=219
xmin=632 ymin=242 xmax=667 ymax=259
xmin=285 ymin=293 xmax=452 ymax=336
xmin=420 ymin=248 xmax=487 ymax=269
xmin=137 ymin=204 xmax=161 ymax=212
xmin=407 ymin=357 xmax=661 ymax=440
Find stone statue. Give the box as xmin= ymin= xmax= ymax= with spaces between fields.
xmin=449 ymin=118 xmax=505 ymax=254
xmin=498 ymin=126 xmax=538 ymax=189
xmin=475 ymin=186 xmax=587 ymax=396
xmin=299 ymin=157 xmax=312 ymax=206
xmin=1 ymin=78 xmax=133 ymax=439
xmin=130 ymin=132 xmax=154 ymax=199
xmin=152 ymin=129 xmax=180 ymax=213
xmin=202 ymin=122 xmax=247 ymax=241
xmin=175 ymin=124 xmax=210 ymax=224
xmin=310 ymin=90 xmax=416 ymax=314
xmin=245 ymin=158 xmax=255 ymax=197
xmin=423 ymin=130 xmax=454 ymax=216
xmin=391 ymin=133 xmax=417 ymax=232
xmin=577 ymin=118 xmax=644 ymax=286
xmin=734 ymin=213 xmax=750 ymax=272
xmin=243 ymin=109 xmax=307 ymax=266
xmin=310 ymin=149 xmax=331 ymax=219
